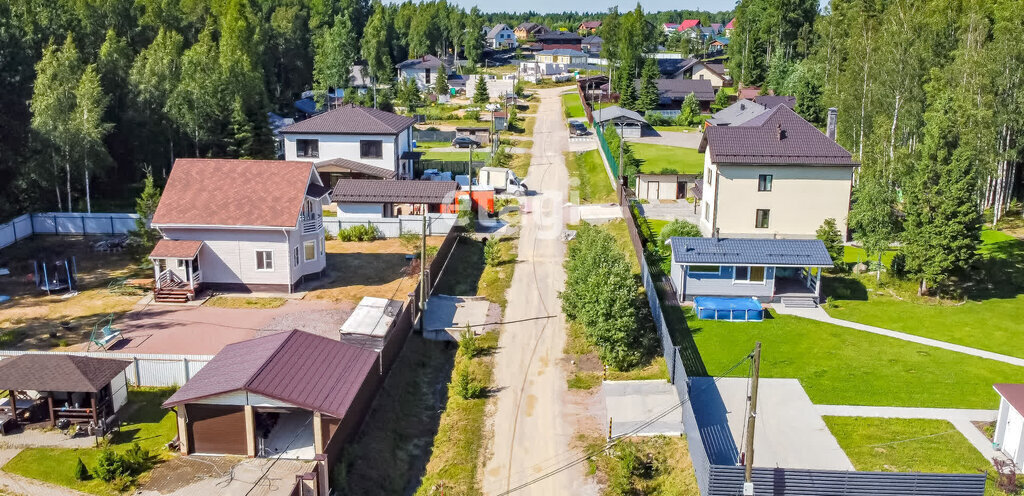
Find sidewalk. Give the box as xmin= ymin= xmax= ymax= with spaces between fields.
xmin=773 ymin=304 xmax=1024 ymax=367
xmin=814 ymin=404 xmax=1009 ymax=467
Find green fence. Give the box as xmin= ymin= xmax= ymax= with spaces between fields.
xmin=593 ymin=124 xmax=620 ymax=178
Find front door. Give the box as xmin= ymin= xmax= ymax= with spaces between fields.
xmin=648 ymin=181 xmax=660 ymax=200
xmin=677 ymin=181 xmax=687 ymax=199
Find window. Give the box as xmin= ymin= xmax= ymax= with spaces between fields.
xmin=256 ymin=250 xmax=274 ymax=271
xmin=755 ymin=209 xmax=770 ymax=229
xmin=758 ymin=174 xmax=773 ymax=192
xmin=689 ymin=265 xmax=720 ymax=274
xmin=294 ymin=246 xmax=300 ymax=267
xmin=296 ymin=139 xmax=319 ymax=158
xmin=176 ymin=259 xmax=186 ymax=269
xmin=735 ymin=266 xmax=766 ymax=283
xmin=304 ymin=240 xmax=316 ymax=261
xmin=360 ymin=140 xmax=383 ymax=159
xmin=706 ymin=169 xmax=712 ymax=184
xmin=425 ymin=68 xmax=431 ymax=84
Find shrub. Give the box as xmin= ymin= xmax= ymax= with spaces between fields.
xmin=93 ymin=449 xmax=130 ymax=482
xmin=122 ymin=442 xmax=152 ymax=474
xmin=454 ymin=366 xmax=483 ymax=399
xmin=890 ymin=252 xmax=908 ymax=278
xmin=464 ymin=110 xmax=480 ymax=121
xmin=483 ymin=238 xmax=502 ymax=266
xmin=644 ymin=112 xmax=671 ymax=126
xmin=458 ymin=327 xmax=479 ymax=358
xmin=816 ymin=218 xmax=845 ymax=271
xmin=337 ymin=224 xmax=380 ymax=242
xmin=657 ymin=220 xmax=701 ymax=248
xmin=324 ymin=231 xmax=336 ymax=241
xmin=73 ymin=457 xmax=89 ymax=481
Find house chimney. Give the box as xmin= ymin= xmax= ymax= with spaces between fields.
xmin=826 ymin=107 xmax=838 ymax=141
xmin=776 ymin=123 xmax=785 ymax=140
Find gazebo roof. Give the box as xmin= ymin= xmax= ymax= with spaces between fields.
xmin=0 ymin=355 xmax=130 ymax=393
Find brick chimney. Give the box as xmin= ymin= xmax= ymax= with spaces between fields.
xmin=776 ymin=123 xmax=785 ymax=140
xmin=826 ymin=107 xmax=838 ymax=141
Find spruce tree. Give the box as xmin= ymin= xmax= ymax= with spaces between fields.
xmin=227 ymin=96 xmax=253 ymax=158
xmin=434 ymin=64 xmax=449 ymax=96
xmin=637 ymin=58 xmax=660 ymax=113
xmin=473 ymin=76 xmax=489 ymax=103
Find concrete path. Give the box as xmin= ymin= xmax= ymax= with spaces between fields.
xmin=604 ymin=380 xmax=684 ymax=438
xmin=482 ymin=87 xmax=598 ymax=496
xmin=637 ymin=200 xmax=701 ymax=224
xmin=697 ymin=377 xmax=854 ymax=470
xmin=773 ymin=304 xmax=1024 ymax=367
xmin=814 ymin=404 xmax=1009 ymax=466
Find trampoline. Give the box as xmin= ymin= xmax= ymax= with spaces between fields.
xmin=694 ymin=296 xmax=764 ymax=322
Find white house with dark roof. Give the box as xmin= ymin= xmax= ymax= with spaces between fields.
xmin=279 ymin=104 xmax=418 ymax=184
xmin=486 ymin=24 xmax=517 ymax=48
xmin=396 ymin=54 xmax=447 ymax=90
xmin=698 ymin=105 xmax=858 ymax=239
xmin=706 ymin=99 xmax=768 ymax=127
xmin=149 ymin=159 xmax=330 ymax=299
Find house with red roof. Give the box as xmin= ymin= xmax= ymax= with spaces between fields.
xmin=725 ymin=18 xmax=736 ymax=36
xmin=149 ymin=159 xmax=330 ymax=299
xmin=677 ymin=19 xmax=702 ymax=38
xmin=697 ymin=105 xmax=858 ymax=239
xmin=578 ymin=20 xmax=601 ymax=34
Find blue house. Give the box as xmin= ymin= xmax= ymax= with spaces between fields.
xmin=668 ymin=237 xmax=833 ymax=304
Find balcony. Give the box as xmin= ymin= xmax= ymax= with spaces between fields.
xmin=299 ymin=213 xmax=323 ymax=234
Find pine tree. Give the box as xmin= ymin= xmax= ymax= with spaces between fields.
xmin=815 ymin=218 xmax=844 ymax=271
xmin=361 ymin=0 xmax=393 ymax=107
xmin=637 ymin=58 xmax=660 ymax=113
xmin=473 ymin=76 xmax=489 ymax=103
xmin=434 ymin=64 xmax=449 ymax=96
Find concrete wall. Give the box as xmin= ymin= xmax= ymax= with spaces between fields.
xmin=700 ymin=153 xmax=855 ymax=239
xmin=466 ymin=76 xmax=515 ymax=101
xmin=284 ymin=129 xmax=412 ymax=178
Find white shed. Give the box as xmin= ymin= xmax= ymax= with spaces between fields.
xmin=995 ymin=383 xmax=1024 ymax=470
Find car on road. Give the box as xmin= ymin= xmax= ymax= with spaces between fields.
xmin=569 ymin=122 xmax=588 ymax=136
xmin=451 ymin=136 xmax=482 ymax=148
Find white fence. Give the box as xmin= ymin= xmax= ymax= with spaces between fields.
xmin=325 ymin=214 xmax=457 ymax=238
xmin=0 ymin=212 xmax=140 ymax=250
xmin=0 ymin=350 xmax=212 ymax=388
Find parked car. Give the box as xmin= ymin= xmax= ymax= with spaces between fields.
xmin=569 ymin=121 xmax=588 ymax=136
xmin=452 ymin=136 xmax=482 ymax=148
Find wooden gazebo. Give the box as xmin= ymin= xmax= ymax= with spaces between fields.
xmin=0 ymin=355 xmax=131 ymax=430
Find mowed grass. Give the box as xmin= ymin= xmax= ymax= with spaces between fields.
xmin=562 ymin=92 xmax=586 ymax=119
xmin=630 ymin=143 xmax=704 ymax=175
xmin=3 ymin=388 xmax=177 ymax=495
xmin=566 ymin=150 xmax=615 ymax=204
xmin=827 ymin=229 xmax=1024 ymax=358
xmin=205 ymin=296 xmax=286 ymax=309
xmin=824 ymin=417 xmax=989 ymax=474
xmin=686 ymin=310 xmax=1024 ymax=408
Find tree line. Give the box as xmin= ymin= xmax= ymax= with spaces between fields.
xmin=0 ymin=0 xmax=490 ymax=219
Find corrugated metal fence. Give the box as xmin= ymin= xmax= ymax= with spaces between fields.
xmin=325 ymin=214 xmax=458 ymax=238
xmin=1 ymin=212 xmax=140 ymax=250
xmin=0 ymin=350 xmax=212 ymax=387
xmin=616 ymin=194 xmax=987 ymax=496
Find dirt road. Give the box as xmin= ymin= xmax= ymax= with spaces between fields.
xmin=482 ymin=87 xmax=598 ymax=496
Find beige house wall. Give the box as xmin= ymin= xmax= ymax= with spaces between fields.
xmin=693 ymin=67 xmax=726 ymax=88
xmin=700 ymin=153 xmax=854 ymax=239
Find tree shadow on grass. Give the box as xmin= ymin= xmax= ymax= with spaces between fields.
xmin=822 ymin=275 xmax=869 ymax=301
xmin=431 ymin=238 xmax=484 ymax=296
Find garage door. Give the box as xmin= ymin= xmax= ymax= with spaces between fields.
xmin=187 ymin=404 xmax=248 ymax=455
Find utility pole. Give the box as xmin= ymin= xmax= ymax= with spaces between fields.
xmin=743 ymin=341 xmax=762 ymax=495
xmin=419 ymin=204 xmax=427 ymax=330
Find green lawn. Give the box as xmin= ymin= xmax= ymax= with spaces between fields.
xmin=652 ymin=125 xmax=702 ymax=133
xmin=842 ymin=245 xmax=898 ymax=266
xmin=413 ymin=141 xmax=451 ymax=149
xmin=4 ymin=388 xmax=178 ymax=495
xmin=629 ymin=143 xmax=704 ymax=175
xmin=562 ymin=92 xmax=586 ymax=120
xmin=566 ymin=150 xmax=615 ymax=204
xmin=827 ymin=229 xmax=1024 ymax=358
xmin=824 ymin=417 xmax=990 ymax=473
xmin=686 ymin=311 xmax=1024 ymax=408
xmin=598 ymin=219 xmax=640 ymax=274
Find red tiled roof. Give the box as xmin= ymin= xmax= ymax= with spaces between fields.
xmin=163 ymin=330 xmax=379 ymax=419
xmin=995 ymin=384 xmax=1024 ymax=414
xmin=700 ymin=105 xmax=858 ymax=166
xmin=152 ymin=159 xmax=315 ymax=228
xmin=726 ymin=18 xmax=735 ymax=29
xmin=579 ymin=21 xmax=601 ymax=29
xmin=678 ymin=19 xmax=701 ymax=31
xmin=0 ymin=355 xmax=130 ymax=393
xmin=738 ymin=86 xmax=761 ymax=100
xmin=280 ymin=104 xmax=415 ymax=135
xmin=331 ymin=179 xmax=458 ymax=204
xmin=150 ymin=239 xmax=203 ymax=259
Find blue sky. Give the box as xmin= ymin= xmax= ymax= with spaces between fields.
xmin=441 ymin=0 xmax=740 ymax=14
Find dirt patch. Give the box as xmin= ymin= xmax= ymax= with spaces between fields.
xmin=0 ymin=236 xmax=147 ymax=350
xmin=972 ymin=420 xmax=996 ymax=441
xmin=304 ymin=237 xmax=445 ymax=304
xmin=259 ymin=304 xmax=354 ymax=339
xmin=140 ymin=455 xmax=241 ymax=493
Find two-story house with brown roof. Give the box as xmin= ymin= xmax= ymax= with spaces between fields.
xmin=697 ymin=105 xmax=858 ymax=239
xmin=279 ymin=104 xmax=419 ymax=185
xmin=149 ymin=159 xmax=330 ymax=300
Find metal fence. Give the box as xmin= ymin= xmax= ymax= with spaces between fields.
xmin=593 ymin=125 xmax=620 ymax=178
xmin=415 ymin=159 xmax=487 ymax=178
xmin=0 ymin=350 xmax=212 ymax=387
xmin=325 ymin=214 xmax=458 ymax=238
xmin=0 ymin=212 xmax=140 ymax=250
xmin=412 ymin=129 xmax=456 ymax=143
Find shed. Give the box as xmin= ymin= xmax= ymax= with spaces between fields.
xmin=330 ymin=179 xmax=458 ymax=217
xmin=593 ymin=106 xmax=647 ymax=138
xmin=455 ymin=126 xmax=491 ymax=145
xmin=492 ymin=111 xmax=508 ymax=131
xmin=994 ymin=383 xmax=1024 ymax=470
xmin=340 ymin=297 xmax=404 ymax=351
xmin=0 ymin=354 xmax=130 ymax=431
xmin=635 ymin=174 xmax=698 ymax=202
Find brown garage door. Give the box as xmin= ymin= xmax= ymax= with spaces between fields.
xmin=186 ymin=404 xmax=248 ymax=455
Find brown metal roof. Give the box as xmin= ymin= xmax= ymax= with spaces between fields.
xmin=700 ymin=105 xmax=858 ymax=166
xmin=0 ymin=355 xmax=130 ymax=393
xmin=634 ymin=78 xmax=716 ymax=103
xmin=150 ymin=239 xmax=203 ymax=259
xmin=152 ymin=159 xmax=315 ymax=228
xmin=331 ymin=179 xmax=458 ymax=204
xmin=315 ymin=158 xmax=397 ymax=179
xmin=754 ymin=95 xmax=796 ymax=109
xmin=279 ymin=104 xmax=415 ymax=135
xmin=163 ymin=331 xmax=378 ymax=419
xmin=995 ymin=384 xmax=1024 ymax=414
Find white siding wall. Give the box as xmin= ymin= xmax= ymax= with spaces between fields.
xmin=287 ymin=226 xmax=327 ymax=285
xmin=159 ymin=228 xmax=294 ymax=286
xmin=192 ymin=390 xmax=298 ymax=408
xmin=338 ymin=203 xmax=385 ymax=216
xmin=284 ymin=133 xmax=401 ymax=174
xmin=111 ymin=372 xmax=128 ymax=412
